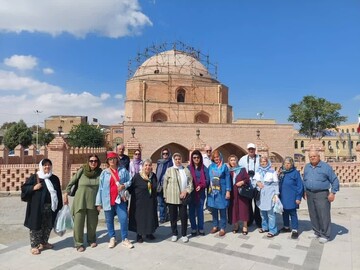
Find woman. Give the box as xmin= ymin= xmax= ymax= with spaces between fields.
xmin=128 ymin=158 xmax=159 ymax=243
xmin=207 ymin=150 xmax=231 ymax=237
xmin=227 ymin=154 xmax=250 ymax=235
xmin=278 ymin=157 xmax=304 ymax=239
xmin=163 ymin=153 xmax=193 ymax=243
xmin=187 ymin=150 xmax=209 ymax=236
xmin=63 ymin=154 xmax=102 ymax=252
xmin=95 ymin=152 xmax=133 ymax=249
xmin=21 ymin=159 xmax=63 ymax=255
xmin=155 ymin=147 xmax=173 ymax=223
xmin=129 ymin=149 xmax=143 ymax=178
xmin=254 ymin=156 xmax=279 ymax=238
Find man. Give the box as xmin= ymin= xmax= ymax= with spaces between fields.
xmin=202 ymin=145 xmax=212 ymax=168
xmin=238 ymin=143 xmax=262 ymax=228
xmin=303 ymin=150 xmax=339 ymax=244
xmin=115 ymin=144 xmax=130 ymax=171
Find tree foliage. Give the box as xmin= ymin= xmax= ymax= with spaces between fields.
xmin=32 ymin=128 xmax=55 ymax=146
xmin=3 ymin=120 xmax=33 ymax=150
xmin=67 ymin=123 xmax=105 ymax=147
xmin=288 ymin=95 xmax=348 ymax=138
xmin=1 ymin=122 xmax=17 ymax=130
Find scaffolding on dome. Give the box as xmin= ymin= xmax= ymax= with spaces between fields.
xmin=127 ymin=41 xmax=218 ymax=79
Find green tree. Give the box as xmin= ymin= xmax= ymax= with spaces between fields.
xmin=1 ymin=122 xmax=17 ymax=130
xmin=3 ymin=120 xmax=33 ymax=150
xmin=67 ymin=123 xmax=105 ymax=147
xmin=32 ymin=128 xmax=55 ymax=146
xmin=288 ymin=95 xmax=347 ymax=138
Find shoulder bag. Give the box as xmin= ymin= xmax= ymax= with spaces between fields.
xmin=237 ymin=184 xmax=255 ymax=200
xmin=69 ymin=168 xmax=83 ymax=197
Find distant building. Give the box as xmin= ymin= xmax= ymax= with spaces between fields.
xmin=44 ymin=115 xmax=88 ymax=135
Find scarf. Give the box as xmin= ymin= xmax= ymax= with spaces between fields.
xmin=173 ymin=163 xmax=187 ymax=192
xmin=278 ymin=166 xmax=295 ymax=181
xmin=156 ymin=157 xmax=173 ymax=185
xmin=257 ymin=162 xmax=272 ymax=181
xmin=37 ymin=160 xmax=58 ymax=212
xmin=229 ymin=165 xmax=242 ymax=185
xmin=130 ymin=157 xmax=143 ymax=176
xmin=140 ymin=170 xmax=153 ymax=195
xmin=83 ymin=163 xmax=102 ymax=178
xmin=189 ymin=164 xmax=206 ymax=203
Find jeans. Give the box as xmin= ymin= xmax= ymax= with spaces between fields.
xmin=157 ymin=193 xmax=167 ymax=222
xmin=189 ymin=197 xmax=205 ymax=231
xmin=260 ymin=208 xmax=277 ymax=235
xmin=211 ymin=208 xmax=227 ymax=230
xmin=282 ymin=208 xmax=299 ymax=230
xmin=104 ymin=202 xmax=128 ymax=240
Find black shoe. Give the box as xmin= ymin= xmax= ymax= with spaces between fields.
xmin=191 ymin=230 xmax=197 ymax=236
xmin=146 ymin=234 xmax=155 ymax=240
xmin=198 ymin=230 xmax=205 ymax=236
xmin=291 ymin=231 xmax=299 ymax=239
xmin=159 ymin=220 xmax=165 ymax=224
xmin=280 ymin=227 xmax=291 ymax=233
xmin=137 ymin=234 xmax=144 ymax=243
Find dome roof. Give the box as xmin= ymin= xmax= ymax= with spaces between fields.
xmin=133 ymin=50 xmax=211 ymax=78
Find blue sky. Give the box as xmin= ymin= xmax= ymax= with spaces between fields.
xmin=0 ymin=0 xmax=359 ymax=127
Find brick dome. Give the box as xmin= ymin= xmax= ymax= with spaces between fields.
xmin=133 ymin=50 xmax=211 ymax=79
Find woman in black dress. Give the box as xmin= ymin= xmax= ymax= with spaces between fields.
xmin=128 ymin=158 xmax=158 ymax=243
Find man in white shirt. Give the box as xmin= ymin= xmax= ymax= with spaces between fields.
xmin=238 ymin=143 xmax=262 ymax=228
xmin=202 ymin=145 xmax=212 ymax=168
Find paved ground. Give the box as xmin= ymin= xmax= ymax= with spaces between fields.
xmin=0 ymin=187 xmax=359 ymax=270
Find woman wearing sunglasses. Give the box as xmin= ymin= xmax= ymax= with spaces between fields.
xmin=129 ymin=149 xmax=143 ymax=178
xmin=64 ymin=154 xmax=102 ymax=252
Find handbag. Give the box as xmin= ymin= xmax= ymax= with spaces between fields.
xmin=68 ymin=168 xmax=83 ymax=197
xmin=254 ymin=188 xmax=261 ymax=201
xmin=237 ymin=184 xmax=254 ymax=199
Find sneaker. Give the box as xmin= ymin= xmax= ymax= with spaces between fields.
xmin=121 ymin=238 xmax=134 ymax=249
xmin=280 ymin=227 xmax=291 ymax=233
xmin=181 ymin=236 xmax=189 ymax=243
xmin=191 ymin=230 xmax=197 ymax=236
xmin=171 ymin=235 xmax=178 ymax=242
xmin=198 ymin=230 xmax=205 ymax=236
xmin=108 ymin=237 xmax=116 ymax=248
xmin=319 ymin=237 xmax=329 ymax=244
xmin=291 ymin=230 xmax=299 ymax=239
xmin=308 ymin=233 xmax=320 ymax=239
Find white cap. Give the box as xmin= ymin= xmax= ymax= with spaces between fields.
xmin=247 ymin=143 xmax=256 ymax=149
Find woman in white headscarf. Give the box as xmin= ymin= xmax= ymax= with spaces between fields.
xmin=21 ymin=159 xmax=63 ymax=255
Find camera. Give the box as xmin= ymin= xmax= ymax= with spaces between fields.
xmin=248 ymin=170 xmax=255 ymax=178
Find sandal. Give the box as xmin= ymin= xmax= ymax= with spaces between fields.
xmin=258 ymin=228 xmax=269 ymax=233
xmin=90 ymin=243 xmax=97 ymax=248
xmin=242 ymin=228 xmax=248 ymax=235
xmin=267 ymin=233 xmax=275 ymax=238
xmin=76 ymin=245 xmax=85 ymax=252
xmin=31 ymin=247 xmax=41 ymax=255
xmin=39 ymin=243 xmax=54 ymax=250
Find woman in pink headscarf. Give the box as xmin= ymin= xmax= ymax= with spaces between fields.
xmin=129 ymin=149 xmax=143 ymax=178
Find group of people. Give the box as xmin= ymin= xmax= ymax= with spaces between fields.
xmin=21 ymin=142 xmax=339 ymax=255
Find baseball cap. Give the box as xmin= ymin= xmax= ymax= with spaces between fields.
xmin=247 ymin=143 xmax=256 ymax=149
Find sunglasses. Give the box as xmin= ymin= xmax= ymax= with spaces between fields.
xmin=89 ymin=160 xmax=98 ymax=163
xmin=134 ymin=153 xmax=140 ymax=156
xmin=192 ymin=156 xmax=200 ymax=159
xmin=206 ymin=150 xmax=212 ymax=152
xmin=162 ymin=152 xmax=169 ymax=155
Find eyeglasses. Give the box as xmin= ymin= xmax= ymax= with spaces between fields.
xmin=192 ymin=156 xmax=200 ymax=159
xmin=162 ymin=152 xmax=169 ymax=155
xmin=89 ymin=160 xmax=98 ymax=163
xmin=206 ymin=150 xmax=212 ymax=153
xmin=134 ymin=153 xmax=140 ymax=156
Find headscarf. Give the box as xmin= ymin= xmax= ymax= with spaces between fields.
xmin=257 ymin=158 xmax=272 ymax=180
xmin=37 ymin=159 xmax=58 ymax=212
xmin=156 ymin=147 xmax=173 ymax=185
xmin=278 ymin=157 xmax=295 ymax=181
xmin=140 ymin=159 xmax=153 ymax=195
xmin=130 ymin=150 xmax=143 ymax=177
xmin=172 ymin=153 xmax=187 ymax=191
xmin=83 ymin=163 xmax=102 ymax=178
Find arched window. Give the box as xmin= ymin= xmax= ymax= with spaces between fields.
xmin=177 ymin=88 xmax=185 ymax=103
xmin=336 ymin=141 xmax=339 ymax=149
xmin=294 ymin=141 xmax=298 ymax=149
xmin=300 ymin=141 xmax=304 ymax=148
xmin=152 ymin=111 xmax=168 ymax=122
xmin=322 ymin=141 xmax=325 ymax=147
xmin=194 ymin=112 xmax=209 ymax=123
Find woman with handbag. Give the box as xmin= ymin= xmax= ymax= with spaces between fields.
xmin=63 ymin=154 xmax=102 ymax=252
xmin=187 ymin=150 xmax=209 ymax=236
xmin=95 ymin=152 xmax=133 ymax=249
xmin=128 ymin=158 xmax=158 ymax=243
xmin=163 ymin=153 xmax=193 ymax=243
xmin=21 ymin=159 xmax=63 ymax=255
xmin=207 ymin=150 xmax=231 ymax=237
xmin=227 ymin=155 xmax=250 ymax=235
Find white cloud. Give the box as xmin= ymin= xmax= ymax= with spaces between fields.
xmin=354 ymin=95 xmax=360 ymax=101
xmin=0 ymin=0 xmax=152 ymax=38
xmin=115 ymin=94 xmax=123 ymax=99
xmin=4 ymin=55 xmax=38 ymax=70
xmin=43 ymin=68 xmax=54 ymax=75
xmin=0 ymin=69 xmax=124 ymax=125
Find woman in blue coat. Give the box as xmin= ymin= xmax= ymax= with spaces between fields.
xmin=278 ymin=157 xmax=304 ymax=239
xmin=207 ymin=150 xmax=231 ymax=237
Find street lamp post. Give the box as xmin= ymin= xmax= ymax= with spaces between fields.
xmin=34 ymin=110 xmax=42 ymax=152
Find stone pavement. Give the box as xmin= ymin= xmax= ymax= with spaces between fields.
xmin=0 ymin=187 xmax=359 ymax=270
